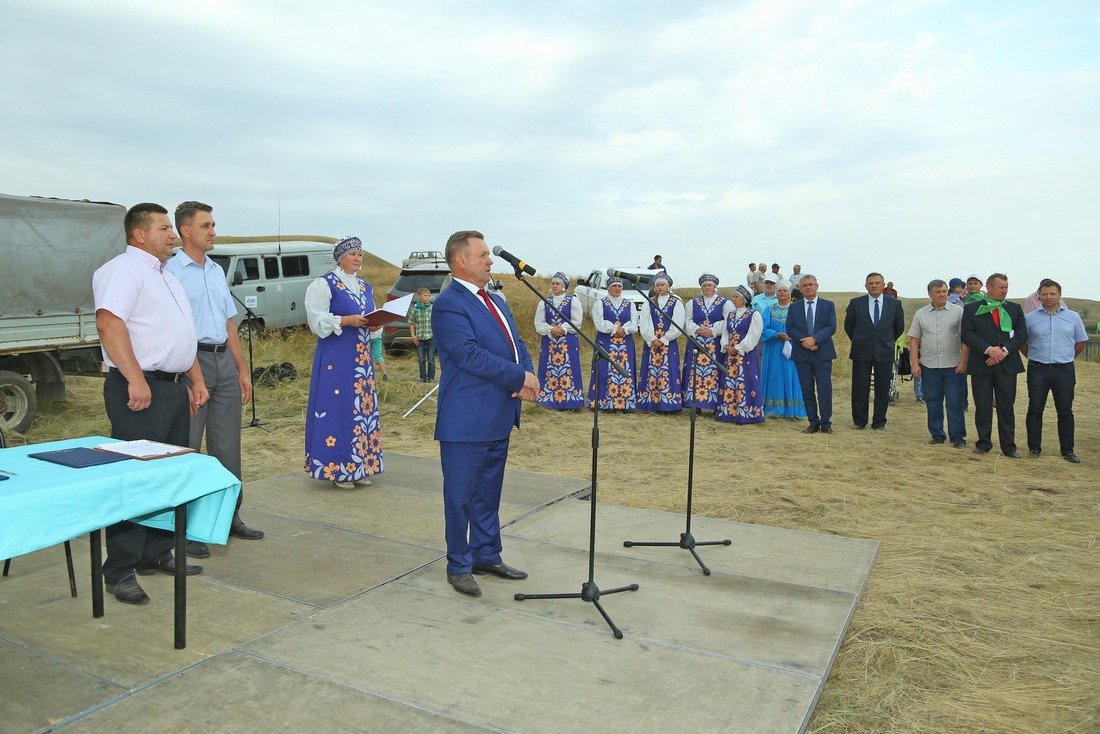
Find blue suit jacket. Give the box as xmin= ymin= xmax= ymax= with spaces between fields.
xmin=843 ymin=294 xmax=905 ymax=363
xmin=432 ymin=281 xmax=533 ymax=443
xmin=786 ymin=298 xmax=838 ymax=362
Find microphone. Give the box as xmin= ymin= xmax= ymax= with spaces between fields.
xmin=491 ymin=246 xmax=536 ymax=276
xmin=606 ymin=268 xmax=645 ymax=284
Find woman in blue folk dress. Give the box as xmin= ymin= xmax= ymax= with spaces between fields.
xmin=534 ymin=272 xmax=585 ymax=410
xmin=716 ymin=285 xmax=765 ymax=424
xmin=760 ymin=282 xmax=807 ymax=419
xmin=637 ymin=272 xmax=685 ymax=413
xmin=681 ymin=272 xmax=728 ymax=412
xmin=588 ymin=277 xmax=638 ymax=411
xmin=303 ymin=236 xmax=384 ymax=489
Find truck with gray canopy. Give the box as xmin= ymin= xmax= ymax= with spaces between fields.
xmin=0 ymin=194 xmax=124 ymax=432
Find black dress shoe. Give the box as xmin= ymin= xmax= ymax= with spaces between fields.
xmin=801 ymin=425 xmax=820 ymax=434
xmin=136 ymin=558 xmax=204 ymax=576
xmin=973 ymin=446 xmax=990 ymax=454
xmin=853 ymin=425 xmax=866 ymax=430
xmin=1063 ymin=453 xmax=1081 ymax=464
xmin=951 ymin=440 xmax=967 ymax=449
xmin=929 ymin=438 xmax=946 ymax=445
xmin=872 ymin=426 xmax=886 ymax=432
xmin=447 ymin=573 xmax=482 ymax=597
xmin=1028 ymin=449 xmax=1041 ymax=458
xmin=186 ymin=541 xmax=211 ymax=558
xmin=230 ymin=523 xmax=265 ymax=540
xmin=106 ymin=573 xmax=150 ymax=605
xmin=820 ymin=426 xmax=834 ymax=434
xmin=1004 ymin=451 xmax=1022 ymax=459
xmin=472 ymin=561 xmax=528 ymax=580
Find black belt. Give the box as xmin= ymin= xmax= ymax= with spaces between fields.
xmin=1029 ymin=361 xmax=1073 ymax=368
xmin=109 ymin=367 xmax=189 ymax=383
xmin=197 ymin=342 xmax=228 ymax=353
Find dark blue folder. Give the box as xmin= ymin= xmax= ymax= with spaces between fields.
xmin=28 ymin=447 xmax=133 ymax=469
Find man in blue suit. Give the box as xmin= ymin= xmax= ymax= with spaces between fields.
xmin=786 ymin=274 xmax=837 ymax=433
xmin=432 ymin=231 xmax=539 ymax=597
xmin=843 ymin=272 xmax=906 ymax=430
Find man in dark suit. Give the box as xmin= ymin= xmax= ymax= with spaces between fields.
xmin=432 ymin=231 xmax=539 ymax=597
xmin=843 ymin=272 xmax=906 ymax=430
xmin=785 ymin=274 xmax=837 ymax=434
xmin=961 ymin=273 xmax=1028 ymax=457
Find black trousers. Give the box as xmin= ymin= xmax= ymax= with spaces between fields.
xmin=1025 ymin=362 xmax=1076 ymax=455
xmin=102 ymin=369 xmax=190 ymax=583
xmin=851 ymin=359 xmax=893 ymax=428
xmin=970 ymin=370 xmax=1018 ymax=454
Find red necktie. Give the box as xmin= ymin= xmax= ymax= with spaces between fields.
xmin=991 ymin=308 xmax=1001 ymax=329
xmin=478 ymin=288 xmax=517 ymax=359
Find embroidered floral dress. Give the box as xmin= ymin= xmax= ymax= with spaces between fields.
xmin=535 ymin=295 xmax=586 ymax=409
xmin=588 ymin=296 xmax=637 ymax=410
xmin=637 ymin=294 xmax=684 ymax=412
xmin=681 ymin=294 xmax=728 ymax=411
xmin=304 ymin=272 xmax=384 ymax=482
xmin=716 ymin=306 xmax=765 ymax=424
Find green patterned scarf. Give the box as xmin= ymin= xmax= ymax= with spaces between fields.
xmin=974 ymin=298 xmax=1012 ymax=333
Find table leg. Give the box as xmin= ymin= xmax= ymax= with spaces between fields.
xmin=90 ymin=529 xmax=104 ymax=618
xmin=174 ymin=504 xmax=187 ymax=649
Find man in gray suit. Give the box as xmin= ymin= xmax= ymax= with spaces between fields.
xmin=844 ymin=272 xmax=906 ymax=430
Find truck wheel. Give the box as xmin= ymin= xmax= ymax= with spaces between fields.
xmin=238 ymin=320 xmax=264 ymax=343
xmin=0 ymin=370 xmax=37 ymax=433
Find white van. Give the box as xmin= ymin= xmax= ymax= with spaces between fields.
xmin=204 ymin=241 xmax=335 ymax=339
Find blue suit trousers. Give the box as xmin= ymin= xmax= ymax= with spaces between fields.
xmin=440 ymin=439 xmax=509 ymax=574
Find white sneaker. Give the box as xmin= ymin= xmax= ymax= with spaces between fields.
xmin=333 ymin=480 xmax=355 ymax=489
xmin=354 ymin=478 xmax=372 ymax=487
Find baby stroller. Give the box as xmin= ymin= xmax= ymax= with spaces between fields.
xmin=889 ymin=337 xmax=913 ymax=405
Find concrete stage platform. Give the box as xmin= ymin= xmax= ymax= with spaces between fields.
xmin=0 ymin=454 xmax=877 ymax=733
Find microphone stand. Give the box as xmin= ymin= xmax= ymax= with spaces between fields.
xmin=508 ymin=269 xmax=639 ymax=639
xmin=231 ymin=292 xmax=267 ymax=430
xmin=621 ymin=281 xmax=731 ymax=575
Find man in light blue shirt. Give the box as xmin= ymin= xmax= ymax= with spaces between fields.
xmin=166 ymin=201 xmax=264 ymax=554
xmin=1021 ymin=279 xmax=1088 ymax=463
xmin=751 ymin=272 xmax=778 ymax=313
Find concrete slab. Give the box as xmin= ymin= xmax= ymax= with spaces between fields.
xmin=195 ymin=514 xmax=442 ymax=608
xmin=241 ymin=454 xmax=587 ymax=550
xmin=0 ymin=541 xmax=315 ymax=689
xmin=0 ymin=455 xmax=875 ymax=733
xmin=59 ymin=653 xmax=488 ymax=734
xmin=0 ymin=640 xmax=125 ymax=733
xmin=509 ymin=498 xmax=879 ymax=594
xmin=247 ymin=580 xmax=825 ymax=733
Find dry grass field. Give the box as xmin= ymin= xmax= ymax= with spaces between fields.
xmin=9 ymin=255 xmax=1100 ymax=733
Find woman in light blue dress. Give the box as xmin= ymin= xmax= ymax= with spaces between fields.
xmin=759 ymin=282 xmax=807 ymax=419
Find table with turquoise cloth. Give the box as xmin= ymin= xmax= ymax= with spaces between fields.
xmin=0 ymin=435 xmax=241 ymax=648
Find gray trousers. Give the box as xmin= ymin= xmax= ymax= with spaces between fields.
xmin=191 ymin=349 xmax=244 ymax=524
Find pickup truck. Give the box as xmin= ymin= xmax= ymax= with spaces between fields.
xmin=573 ymin=267 xmax=663 ymax=315
xmin=401 ymin=250 xmax=447 ymax=268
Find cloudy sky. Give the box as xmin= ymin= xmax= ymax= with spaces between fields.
xmin=2 ymin=1 xmax=1097 ymax=298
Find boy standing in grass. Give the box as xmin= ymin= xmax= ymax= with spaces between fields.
xmin=409 ymin=287 xmax=436 ymax=382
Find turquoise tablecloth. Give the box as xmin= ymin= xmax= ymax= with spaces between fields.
xmin=0 ymin=436 xmax=241 ymax=560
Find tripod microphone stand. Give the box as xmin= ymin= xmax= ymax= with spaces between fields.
xmin=622 ymin=282 xmax=731 ymax=575
xmin=231 ymin=292 xmax=268 ymax=430
xmin=508 ymin=270 xmax=638 ymax=639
